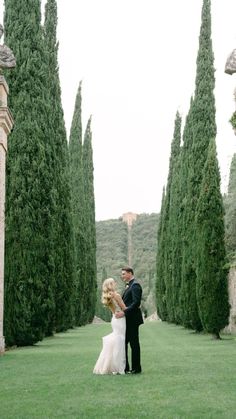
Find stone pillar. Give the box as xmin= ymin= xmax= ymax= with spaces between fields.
xmin=0 ymin=75 xmax=13 ymax=354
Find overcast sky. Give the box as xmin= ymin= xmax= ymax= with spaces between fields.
xmin=1 ymin=1 xmax=236 ymax=220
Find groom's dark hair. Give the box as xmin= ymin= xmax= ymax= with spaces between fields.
xmin=122 ymin=266 xmax=134 ymax=275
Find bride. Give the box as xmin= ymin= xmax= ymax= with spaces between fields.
xmin=93 ymin=278 xmax=127 ymax=375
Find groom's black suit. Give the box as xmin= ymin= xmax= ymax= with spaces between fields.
xmin=122 ymin=278 xmax=143 ymax=373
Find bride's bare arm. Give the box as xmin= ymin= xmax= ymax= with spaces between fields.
xmin=113 ymin=292 xmax=127 ymax=310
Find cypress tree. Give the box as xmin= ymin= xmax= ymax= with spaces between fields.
xmin=164 ymin=111 xmax=182 ymax=322
xmin=169 ymin=153 xmax=183 ymax=324
xmin=181 ymin=0 xmax=216 ymax=331
xmin=195 ymin=139 xmax=230 ymax=338
xmin=4 ymin=0 xmax=53 ymax=345
xmin=166 ymin=112 xmax=183 ymax=323
xmin=43 ymin=0 xmax=75 ymax=332
xmin=156 ymin=187 xmax=168 ymax=320
xmin=179 ymin=98 xmax=200 ymax=328
xmin=82 ymin=116 xmax=97 ymax=323
xmin=156 ymin=113 xmax=182 ymax=323
xmin=224 ymin=154 xmax=236 ymax=261
xmin=68 ymin=82 xmax=86 ymax=326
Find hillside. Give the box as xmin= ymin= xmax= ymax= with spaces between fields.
xmin=95 ymin=212 xmax=159 ymax=320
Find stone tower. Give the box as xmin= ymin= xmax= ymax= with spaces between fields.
xmin=122 ymin=212 xmax=137 ymax=266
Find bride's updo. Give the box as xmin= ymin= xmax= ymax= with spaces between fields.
xmin=102 ymin=278 xmax=116 ymax=312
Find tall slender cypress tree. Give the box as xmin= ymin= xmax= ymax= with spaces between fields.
xmin=164 ymin=111 xmax=182 ymax=322
xmin=69 ymin=82 xmax=86 ymax=325
xmin=156 ymin=187 xmax=168 ymax=320
xmin=43 ymin=0 xmax=75 ymax=332
xmin=195 ymin=139 xmax=229 ymax=338
xmin=179 ymin=98 xmax=201 ymax=329
xmin=169 ymin=151 xmax=183 ymax=324
xmin=4 ymin=0 xmax=53 ymax=345
xmin=166 ymin=112 xmax=182 ymax=323
xmin=82 ymin=116 xmax=97 ymax=323
xmin=181 ymin=0 xmax=216 ymax=331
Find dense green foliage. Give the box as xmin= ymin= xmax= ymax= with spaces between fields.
xmin=178 ymin=98 xmax=195 ymax=325
xmin=68 ymin=83 xmax=86 ymax=325
xmin=156 ymin=112 xmax=182 ymax=323
xmin=131 ymin=213 xmax=158 ymax=316
xmin=43 ymin=0 xmax=75 ymax=333
xmin=156 ymin=0 xmax=229 ymax=336
xmin=96 ymin=213 xmax=158 ymax=319
xmin=96 ymin=218 xmax=129 ymax=284
xmin=181 ymin=0 xmax=216 ymax=331
xmin=96 ymin=218 xmax=128 ymax=320
xmin=3 ymin=0 xmax=231 ymax=346
xmin=3 ymin=0 xmax=98 ymax=345
xmin=4 ymin=0 xmax=55 ymax=346
xmin=224 ymin=154 xmax=236 ymax=264
xmin=196 ymin=139 xmax=230 ymax=337
xmin=168 ymin=116 xmax=184 ymax=325
xmin=69 ymin=87 xmax=97 ymax=325
xmin=230 ymin=111 xmax=236 ymax=130
xmin=156 ymin=188 xmax=167 ymax=320
xmin=82 ymin=117 xmax=97 ymax=323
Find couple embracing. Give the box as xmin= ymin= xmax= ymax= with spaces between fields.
xmin=93 ymin=267 xmax=143 ymax=375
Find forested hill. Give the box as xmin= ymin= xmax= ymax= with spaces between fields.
xmin=95 ymin=213 xmax=159 ymax=320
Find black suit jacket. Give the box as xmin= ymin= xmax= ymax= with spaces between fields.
xmin=122 ymin=279 xmax=144 ymax=327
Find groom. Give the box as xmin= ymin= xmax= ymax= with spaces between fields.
xmin=115 ymin=266 xmax=143 ymax=374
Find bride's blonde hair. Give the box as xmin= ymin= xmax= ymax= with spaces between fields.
xmin=102 ymin=278 xmax=116 ymax=312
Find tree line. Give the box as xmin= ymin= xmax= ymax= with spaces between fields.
xmin=95 ymin=213 xmax=158 ymax=321
xmin=156 ymin=0 xmax=230 ymax=338
xmin=3 ymin=0 xmax=96 ymax=346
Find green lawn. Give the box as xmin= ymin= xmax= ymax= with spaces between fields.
xmin=1 ymin=321 xmax=236 ymax=418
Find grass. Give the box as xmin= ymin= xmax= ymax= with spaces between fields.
xmin=1 ymin=321 xmax=236 ymax=418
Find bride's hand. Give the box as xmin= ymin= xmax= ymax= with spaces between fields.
xmin=115 ymin=311 xmax=124 ymax=318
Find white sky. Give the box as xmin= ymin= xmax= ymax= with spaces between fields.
xmin=1 ymin=1 xmax=236 ymax=220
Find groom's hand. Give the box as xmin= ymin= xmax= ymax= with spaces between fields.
xmin=115 ymin=311 xmax=124 ymax=318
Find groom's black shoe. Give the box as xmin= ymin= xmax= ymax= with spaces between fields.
xmin=125 ymin=370 xmax=131 ymax=374
xmin=131 ymin=369 xmax=141 ymax=374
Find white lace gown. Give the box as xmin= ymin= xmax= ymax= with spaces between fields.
xmin=93 ymin=308 xmax=126 ymax=375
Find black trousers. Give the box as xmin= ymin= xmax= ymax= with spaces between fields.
xmin=125 ymin=323 xmax=141 ymax=372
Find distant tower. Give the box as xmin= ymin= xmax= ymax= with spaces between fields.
xmin=122 ymin=212 xmax=137 ymax=265
xmin=122 ymin=212 xmax=137 ymax=228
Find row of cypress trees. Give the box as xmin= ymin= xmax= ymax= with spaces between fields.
xmin=69 ymin=83 xmax=97 ymax=326
xmin=3 ymin=0 xmax=97 ymax=346
xmin=156 ymin=0 xmax=230 ymax=338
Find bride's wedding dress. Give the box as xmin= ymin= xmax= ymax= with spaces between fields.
xmin=93 ymin=303 xmax=126 ymax=375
